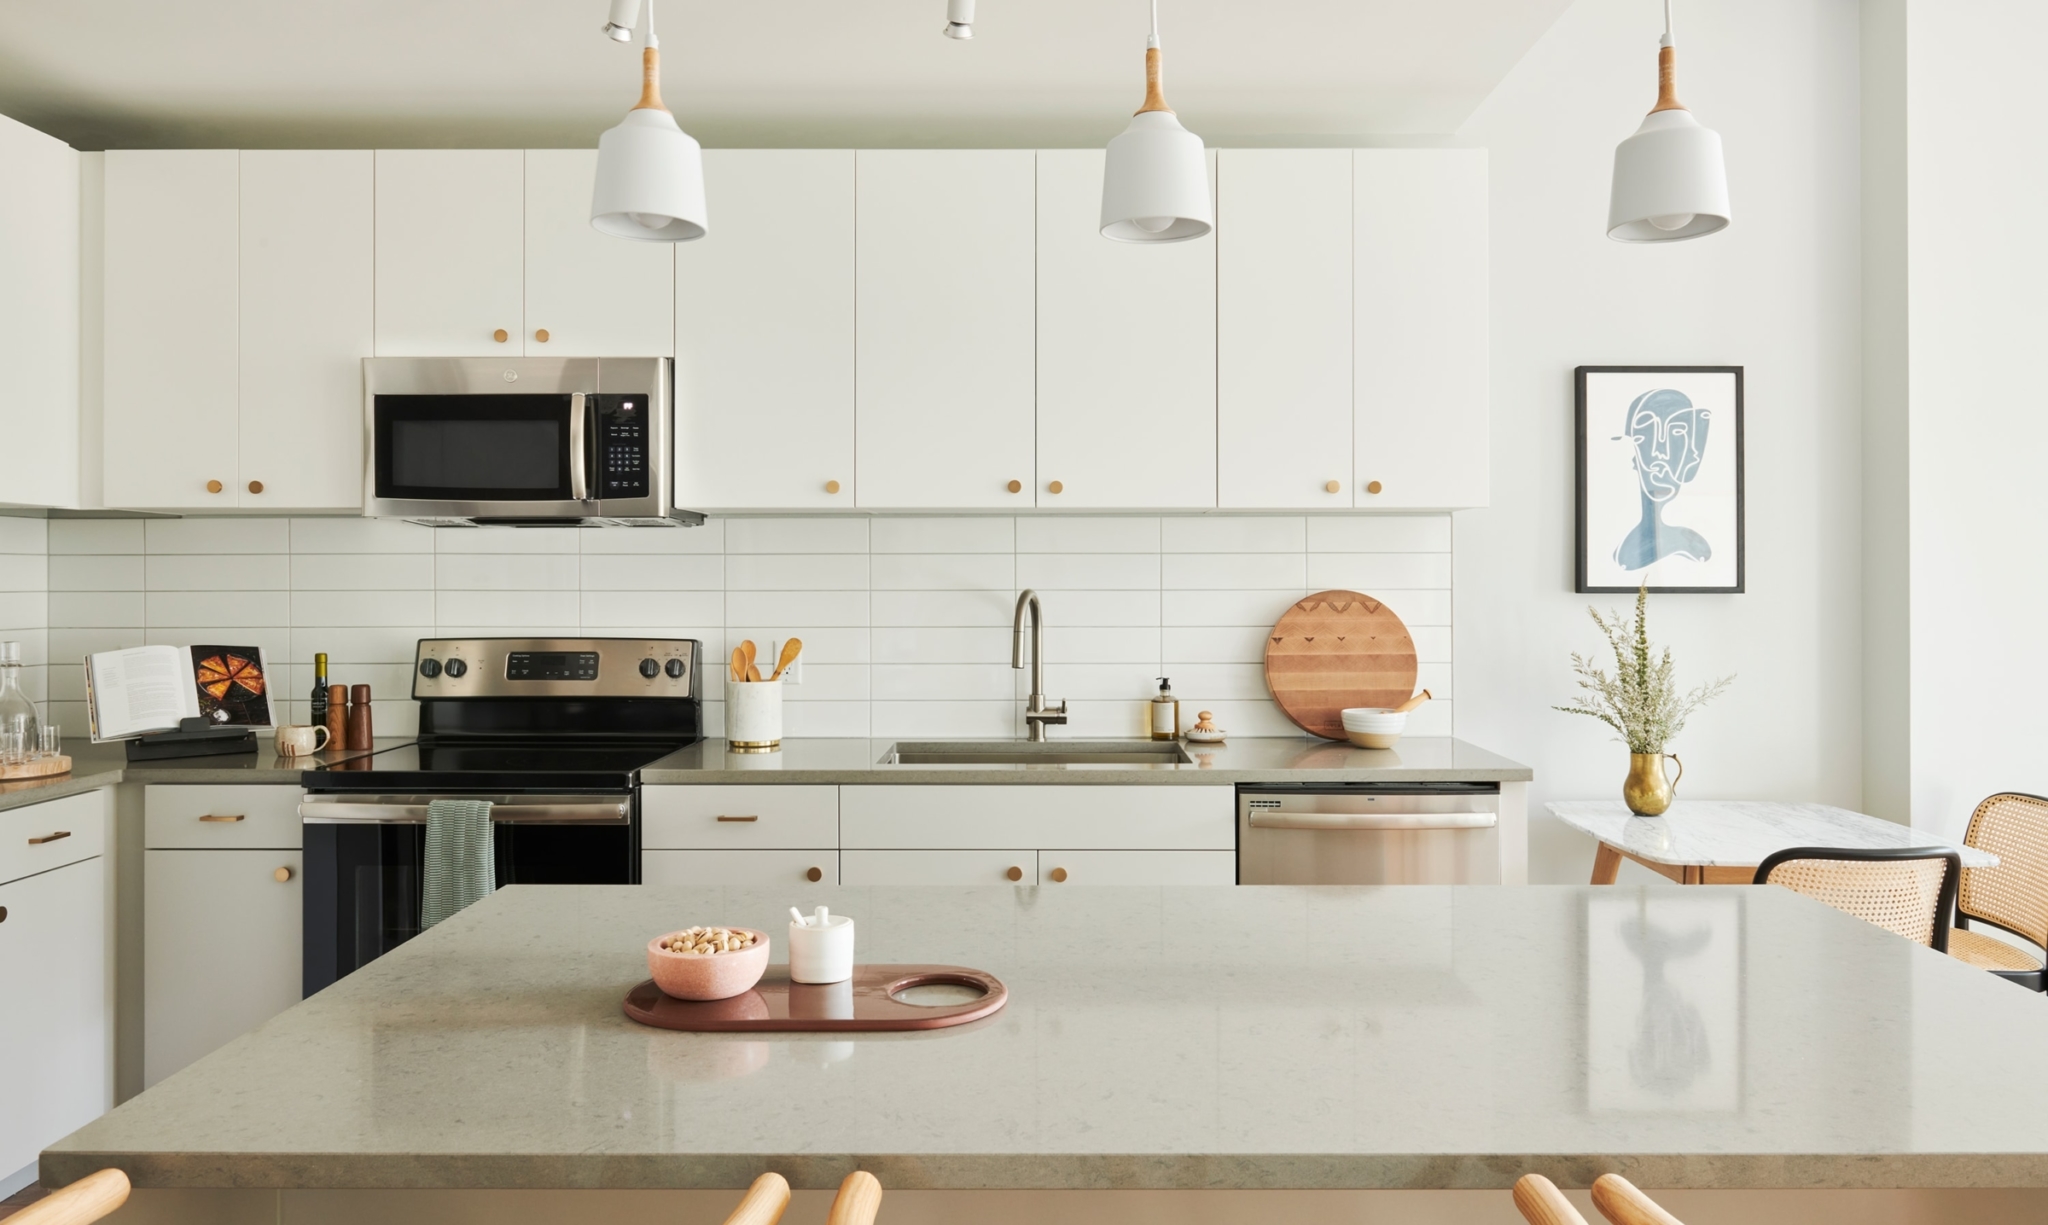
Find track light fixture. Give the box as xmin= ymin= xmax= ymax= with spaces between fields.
xmin=602 ymin=0 xmax=642 ymax=42
xmin=942 ymin=0 xmax=975 ymax=40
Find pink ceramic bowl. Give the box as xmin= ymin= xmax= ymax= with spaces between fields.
xmin=646 ymin=928 xmax=771 ymax=1001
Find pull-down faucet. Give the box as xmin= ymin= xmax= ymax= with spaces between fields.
xmin=1012 ymin=589 xmax=1067 ymax=741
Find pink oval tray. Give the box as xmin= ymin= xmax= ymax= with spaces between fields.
xmin=623 ymin=963 xmax=1007 ymax=1032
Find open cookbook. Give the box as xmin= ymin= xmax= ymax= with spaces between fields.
xmin=84 ymin=644 xmax=274 ymax=741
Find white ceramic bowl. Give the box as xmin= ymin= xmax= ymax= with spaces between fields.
xmin=1341 ymin=708 xmax=1407 ymax=731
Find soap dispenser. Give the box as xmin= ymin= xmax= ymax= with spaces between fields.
xmin=1150 ymin=677 xmax=1180 ymax=741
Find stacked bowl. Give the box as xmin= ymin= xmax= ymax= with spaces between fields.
xmin=1340 ymin=708 xmax=1407 ymax=749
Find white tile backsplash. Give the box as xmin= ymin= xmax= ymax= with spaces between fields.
xmin=40 ymin=513 xmax=1456 ymax=740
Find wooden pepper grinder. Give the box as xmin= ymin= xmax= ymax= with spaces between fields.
xmin=346 ymin=684 xmax=373 ymax=750
xmin=325 ymin=684 xmax=348 ymax=752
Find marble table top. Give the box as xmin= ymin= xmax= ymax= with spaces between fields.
xmin=44 ymin=883 xmax=2048 ymax=1192
xmin=1547 ymin=801 xmax=1998 ymax=869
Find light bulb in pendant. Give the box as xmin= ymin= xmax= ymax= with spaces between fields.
xmin=1648 ymin=213 xmax=1696 ymax=231
xmin=1133 ymin=216 xmax=1174 ymax=233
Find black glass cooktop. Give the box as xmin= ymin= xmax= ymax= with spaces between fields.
xmin=303 ymin=739 xmax=688 ymax=793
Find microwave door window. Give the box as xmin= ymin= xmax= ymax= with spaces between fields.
xmin=375 ymin=395 xmax=575 ymax=501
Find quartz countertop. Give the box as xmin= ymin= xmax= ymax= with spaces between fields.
xmin=641 ymin=736 xmax=1532 ymax=785
xmin=0 ymin=738 xmax=408 ymax=813
xmin=44 ymin=883 xmax=2048 ymax=1192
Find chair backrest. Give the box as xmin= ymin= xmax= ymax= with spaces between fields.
xmin=1960 ymin=792 xmax=2048 ymax=947
xmin=12 ymin=1169 xmax=130 ymax=1225
xmin=1754 ymin=846 xmax=1961 ymax=952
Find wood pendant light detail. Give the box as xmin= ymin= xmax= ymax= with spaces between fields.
xmin=1651 ymin=45 xmax=1685 ymax=112
xmin=1137 ymin=46 xmax=1173 ymax=115
xmin=634 ymin=47 xmax=666 ymax=112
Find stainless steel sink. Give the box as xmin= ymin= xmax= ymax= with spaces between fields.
xmin=880 ymin=740 xmax=1194 ymax=767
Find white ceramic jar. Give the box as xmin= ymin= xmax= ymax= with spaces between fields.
xmin=788 ymin=913 xmax=856 ymax=984
xmin=726 ymin=677 xmax=783 ymax=749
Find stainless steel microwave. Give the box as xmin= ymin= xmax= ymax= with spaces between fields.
xmin=362 ymin=357 xmax=703 ymax=527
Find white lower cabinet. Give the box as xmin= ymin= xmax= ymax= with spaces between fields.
xmin=842 ymin=849 xmax=1038 ymax=887
xmin=0 ymin=792 xmax=110 ymax=1181
xmin=143 ymin=785 xmax=304 ymax=1088
xmin=144 ymin=849 xmax=302 ymax=1088
xmin=1038 ymin=850 xmax=1236 ymax=886
xmin=839 ymin=785 xmax=1234 ymax=850
xmin=643 ymin=850 xmax=838 ymax=888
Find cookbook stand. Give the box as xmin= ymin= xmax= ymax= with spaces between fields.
xmin=126 ymin=717 xmax=258 ymax=762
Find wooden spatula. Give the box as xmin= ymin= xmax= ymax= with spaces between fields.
xmin=1392 ymin=689 xmax=1432 ymax=713
xmin=770 ymin=637 xmax=804 ymax=681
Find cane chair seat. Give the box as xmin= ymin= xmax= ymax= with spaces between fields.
xmin=1948 ymin=926 xmax=2045 ymax=973
xmin=1956 ymin=793 xmax=2048 ymax=989
xmin=1754 ymin=847 xmax=1960 ymax=952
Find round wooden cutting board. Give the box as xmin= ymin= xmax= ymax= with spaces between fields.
xmin=1263 ymin=590 xmax=1419 ymax=740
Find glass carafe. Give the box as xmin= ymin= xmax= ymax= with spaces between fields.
xmin=0 ymin=641 xmax=39 ymax=753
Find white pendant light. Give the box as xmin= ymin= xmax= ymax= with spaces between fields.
xmin=591 ymin=0 xmax=708 ymax=242
xmin=1099 ymin=0 xmax=1210 ymax=243
xmin=1608 ymin=0 xmax=1728 ymax=243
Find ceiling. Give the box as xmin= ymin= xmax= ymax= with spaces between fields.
xmin=0 ymin=0 xmax=1573 ymax=150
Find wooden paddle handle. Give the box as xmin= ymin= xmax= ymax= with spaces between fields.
xmin=1393 ymin=689 xmax=1432 ymax=714
xmin=13 ymin=1168 xmax=131 ymax=1225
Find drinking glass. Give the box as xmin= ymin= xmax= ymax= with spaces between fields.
xmin=0 ymin=730 xmax=23 ymax=767
xmin=38 ymin=724 xmax=60 ymax=759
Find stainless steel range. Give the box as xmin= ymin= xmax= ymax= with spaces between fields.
xmin=298 ymin=636 xmax=702 ymax=993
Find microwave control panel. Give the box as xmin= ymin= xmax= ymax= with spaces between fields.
xmin=594 ymin=394 xmax=650 ymax=499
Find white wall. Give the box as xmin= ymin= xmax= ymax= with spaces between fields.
xmin=41 ymin=515 xmax=1454 ymax=745
xmin=0 ymin=516 xmax=49 ymax=715
xmin=1903 ymin=1 xmax=2048 ymax=842
xmin=1454 ymin=0 xmax=1865 ymax=883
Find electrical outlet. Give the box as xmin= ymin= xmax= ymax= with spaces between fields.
xmin=767 ymin=639 xmax=802 ymax=685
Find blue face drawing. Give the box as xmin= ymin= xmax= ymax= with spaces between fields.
xmin=1614 ymin=388 xmax=1712 ymax=571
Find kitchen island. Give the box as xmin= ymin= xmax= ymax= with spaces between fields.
xmin=41 ymin=883 xmax=2048 ymax=1223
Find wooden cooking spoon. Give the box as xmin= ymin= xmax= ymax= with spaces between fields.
xmin=730 ymin=646 xmax=746 ymax=683
xmin=1392 ymin=689 xmax=1432 ymax=713
xmin=770 ymin=637 xmax=804 ymax=681
xmin=740 ymin=639 xmax=758 ymax=680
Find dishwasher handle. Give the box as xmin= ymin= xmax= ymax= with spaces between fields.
xmin=1245 ymin=809 xmax=1498 ymax=832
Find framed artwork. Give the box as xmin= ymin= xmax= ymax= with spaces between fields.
xmin=1575 ymin=366 xmax=1744 ymax=594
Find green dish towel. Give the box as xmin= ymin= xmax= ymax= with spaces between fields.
xmin=421 ymin=799 xmax=496 ymax=930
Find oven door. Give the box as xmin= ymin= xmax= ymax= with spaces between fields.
xmin=362 ymin=357 xmax=676 ymax=522
xmin=299 ymin=792 xmax=638 ymax=995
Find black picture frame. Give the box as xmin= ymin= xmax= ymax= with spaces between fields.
xmin=1575 ymin=365 xmax=1745 ymax=594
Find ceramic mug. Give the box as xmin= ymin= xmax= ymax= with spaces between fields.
xmin=788 ymin=914 xmax=855 ymax=984
xmin=275 ymin=724 xmax=331 ymax=758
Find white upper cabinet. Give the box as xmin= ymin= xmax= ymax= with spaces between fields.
xmin=104 ymin=150 xmax=241 ymax=509
xmin=524 ymin=149 xmax=673 ymax=357
xmin=855 ymin=150 xmax=1036 ymax=509
xmin=238 ymin=150 xmax=374 ymax=509
xmin=1216 ymin=149 xmax=1355 ymax=509
xmin=0 ymin=115 xmax=79 ymax=510
xmin=1035 ymin=149 xmax=1216 ymax=509
xmin=1354 ymin=148 xmax=1489 ymax=509
xmin=374 ymin=150 xmax=525 ymax=356
xmin=676 ymin=150 xmax=855 ymax=509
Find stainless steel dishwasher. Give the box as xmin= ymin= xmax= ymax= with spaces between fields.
xmin=1237 ymin=782 xmax=1502 ymax=884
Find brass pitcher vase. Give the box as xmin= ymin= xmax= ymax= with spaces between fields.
xmin=1623 ymin=752 xmax=1683 ymax=816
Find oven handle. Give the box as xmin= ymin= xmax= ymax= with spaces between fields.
xmin=298 ymin=800 xmax=629 ymax=825
xmin=568 ymin=392 xmax=590 ymax=502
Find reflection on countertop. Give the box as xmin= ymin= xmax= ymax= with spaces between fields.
xmin=0 ymin=738 xmax=408 ymax=812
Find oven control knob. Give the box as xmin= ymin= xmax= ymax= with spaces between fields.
xmin=443 ymin=658 xmax=468 ymax=679
xmin=665 ymin=658 xmax=685 ymax=679
xmin=418 ymin=658 xmax=442 ymax=679
xmin=639 ymin=657 xmax=661 ymax=679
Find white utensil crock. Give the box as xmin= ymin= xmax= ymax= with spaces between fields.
xmin=726 ymin=677 xmax=782 ymax=749
xmin=788 ymin=914 xmax=855 ymax=984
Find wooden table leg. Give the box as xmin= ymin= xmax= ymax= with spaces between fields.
xmin=1591 ymin=842 xmax=1623 ymax=885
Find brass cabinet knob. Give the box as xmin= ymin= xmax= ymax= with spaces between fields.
xmin=1049 ymin=867 xmax=1069 ymax=883
xmin=1047 ymin=480 xmax=1064 ymax=495
xmin=534 ymin=328 xmax=550 ymax=343
xmin=1005 ymin=865 xmax=1024 ymax=882
xmin=247 ymin=480 xmax=264 ymax=495
xmin=1365 ymin=480 xmax=1384 ymax=495
xmin=1325 ymin=480 xmax=1341 ymax=494
xmin=493 ymin=328 xmax=509 ymax=343
xmin=0 ymin=906 xmax=7 ymax=923
xmin=824 ymin=480 xmax=841 ymax=494
xmin=273 ymin=866 xmax=294 ymax=883
xmin=806 ymin=866 xmax=824 ymax=882
xmin=206 ymin=480 xmax=224 ymax=494
xmin=1006 ymin=480 xmax=1023 ymax=494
